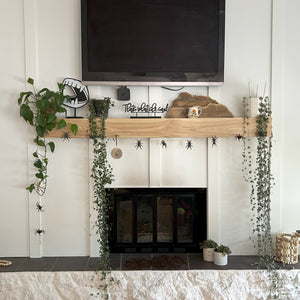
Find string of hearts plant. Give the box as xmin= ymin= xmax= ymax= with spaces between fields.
xmin=242 ymin=96 xmax=280 ymax=298
xmin=88 ymin=98 xmax=114 ymax=299
xmin=18 ymin=78 xmax=78 ymax=196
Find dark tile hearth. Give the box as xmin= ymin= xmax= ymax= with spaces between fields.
xmin=0 ymin=255 xmax=299 ymax=272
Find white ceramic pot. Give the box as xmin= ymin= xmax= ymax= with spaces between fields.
xmin=213 ymin=251 xmax=228 ymax=266
xmin=245 ymin=97 xmax=260 ymax=117
xmin=203 ymin=248 xmax=215 ymax=262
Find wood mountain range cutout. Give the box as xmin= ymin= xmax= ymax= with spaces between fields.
xmin=165 ymin=92 xmax=234 ymax=118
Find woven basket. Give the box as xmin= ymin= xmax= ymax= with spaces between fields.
xmin=276 ymin=233 xmax=299 ymax=264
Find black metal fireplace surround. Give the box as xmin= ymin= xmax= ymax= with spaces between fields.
xmin=108 ymin=188 xmax=206 ymax=253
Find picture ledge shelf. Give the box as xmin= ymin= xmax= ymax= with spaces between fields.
xmin=46 ymin=117 xmax=271 ymax=138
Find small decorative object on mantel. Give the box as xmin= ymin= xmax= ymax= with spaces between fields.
xmin=0 ymin=260 xmax=12 ymax=267
xmin=214 ymin=244 xmax=232 ymax=266
xmin=111 ymin=135 xmax=123 ymax=159
xmin=122 ymin=102 xmax=169 ymax=118
xmin=62 ymin=78 xmax=89 ymax=118
xmin=165 ymin=92 xmax=234 ymax=118
xmin=200 ymin=239 xmax=218 ymax=262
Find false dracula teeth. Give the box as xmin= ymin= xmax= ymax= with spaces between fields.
xmin=63 ymin=78 xmax=89 ymax=108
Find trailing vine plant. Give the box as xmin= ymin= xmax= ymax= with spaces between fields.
xmin=242 ymin=96 xmax=280 ymax=298
xmin=88 ymin=98 xmax=114 ymax=299
xmin=18 ymin=78 xmax=78 ymax=196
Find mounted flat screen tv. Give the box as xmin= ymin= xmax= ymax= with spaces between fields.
xmin=81 ymin=0 xmax=225 ymax=86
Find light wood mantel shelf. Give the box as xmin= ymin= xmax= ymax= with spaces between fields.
xmin=46 ymin=118 xmax=271 ymax=138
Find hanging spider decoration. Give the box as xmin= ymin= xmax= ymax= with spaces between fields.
xmin=161 ymin=140 xmax=167 ymax=149
xmin=36 ymin=202 xmax=44 ymax=212
xmin=235 ymin=134 xmax=244 ymax=142
xmin=35 ymin=229 xmax=45 ymax=235
xmin=135 ymin=140 xmax=143 ymax=150
xmin=62 ymin=132 xmax=71 ymax=141
xmin=211 ymin=136 xmax=218 ymax=147
xmin=185 ymin=140 xmax=193 ymax=150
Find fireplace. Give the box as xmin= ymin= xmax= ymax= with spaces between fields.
xmin=108 ymin=188 xmax=206 ymax=253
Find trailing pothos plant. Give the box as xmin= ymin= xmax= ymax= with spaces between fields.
xmin=88 ymin=98 xmax=114 ymax=299
xmin=18 ymin=78 xmax=78 ymax=196
xmin=242 ymin=97 xmax=280 ymax=298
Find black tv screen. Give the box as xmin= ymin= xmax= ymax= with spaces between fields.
xmin=81 ymin=0 xmax=225 ymax=85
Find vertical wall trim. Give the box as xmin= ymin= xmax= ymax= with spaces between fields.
xmin=270 ymin=0 xmax=285 ymax=233
xmin=206 ymin=87 xmax=220 ymax=242
xmin=23 ymin=0 xmax=41 ymax=258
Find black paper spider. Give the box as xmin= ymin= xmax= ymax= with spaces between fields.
xmin=235 ymin=134 xmax=244 ymax=142
xmin=36 ymin=202 xmax=44 ymax=212
xmin=211 ymin=136 xmax=217 ymax=147
xmin=135 ymin=140 xmax=143 ymax=150
xmin=185 ymin=140 xmax=193 ymax=150
xmin=62 ymin=132 xmax=71 ymax=141
xmin=161 ymin=140 xmax=167 ymax=149
xmin=35 ymin=229 xmax=45 ymax=235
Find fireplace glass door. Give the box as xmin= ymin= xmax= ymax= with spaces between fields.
xmin=110 ymin=188 xmax=206 ymax=253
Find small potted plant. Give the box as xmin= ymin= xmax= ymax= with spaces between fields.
xmin=200 ymin=239 xmax=218 ymax=262
xmin=213 ymin=244 xmax=232 ymax=266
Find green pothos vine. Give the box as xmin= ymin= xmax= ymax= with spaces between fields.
xmin=88 ymin=98 xmax=114 ymax=299
xmin=242 ymin=97 xmax=281 ymax=298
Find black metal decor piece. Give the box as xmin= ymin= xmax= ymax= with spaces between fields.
xmin=135 ymin=140 xmax=143 ymax=150
xmin=62 ymin=78 xmax=89 ymax=118
xmin=123 ymin=102 xmax=169 ymax=118
xmin=185 ymin=140 xmax=193 ymax=150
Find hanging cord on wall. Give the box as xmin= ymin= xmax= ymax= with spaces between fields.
xmin=162 ymin=86 xmax=185 ymax=92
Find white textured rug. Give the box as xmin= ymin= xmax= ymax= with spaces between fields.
xmin=1 ymin=270 xmax=300 ymax=300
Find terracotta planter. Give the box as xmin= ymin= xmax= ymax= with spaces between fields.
xmin=203 ymin=248 xmax=215 ymax=262
xmin=213 ymin=251 xmax=228 ymax=266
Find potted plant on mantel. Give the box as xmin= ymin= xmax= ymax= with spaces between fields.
xmin=200 ymin=239 xmax=218 ymax=262
xmin=214 ymin=244 xmax=232 ymax=266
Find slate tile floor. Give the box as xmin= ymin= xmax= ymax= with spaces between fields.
xmin=0 ymin=254 xmax=299 ymax=272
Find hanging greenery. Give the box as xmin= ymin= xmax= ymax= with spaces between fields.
xmin=242 ymin=96 xmax=280 ymax=298
xmin=18 ymin=78 xmax=78 ymax=196
xmin=88 ymin=98 xmax=114 ymax=299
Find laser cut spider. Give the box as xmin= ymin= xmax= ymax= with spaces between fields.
xmin=135 ymin=140 xmax=143 ymax=150
xmin=161 ymin=140 xmax=167 ymax=149
xmin=185 ymin=140 xmax=193 ymax=150
xmin=235 ymin=134 xmax=244 ymax=142
xmin=36 ymin=202 xmax=44 ymax=212
xmin=35 ymin=229 xmax=45 ymax=235
xmin=62 ymin=132 xmax=71 ymax=141
xmin=211 ymin=136 xmax=217 ymax=147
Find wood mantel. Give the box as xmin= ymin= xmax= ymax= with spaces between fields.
xmin=45 ymin=118 xmax=272 ymax=138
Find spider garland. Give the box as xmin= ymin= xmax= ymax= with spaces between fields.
xmin=161 ymin=140 xmax=167 ymax=149
xmin=185 ymin=140 xmax=193 ymax=150
xmin=210 ymin=136 xmax=217 ymax=147
xmin=36 ymin=202 xmax=44 ymax=212
xmin=62 ymin=132 xmax=71 ymax=141
xmin=235 ymin=134 xmax=244 ymax=142
xmin=135 ymin=140 xmax=143 ymax=149
xmin=35 ymin=229 xmax=45 ymax=235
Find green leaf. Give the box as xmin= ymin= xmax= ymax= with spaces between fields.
xmin=33 ymin=151 xmax=38 ymax=158
xmin=48 ymin=141 xmax=55 ymax=153
xmin=57 ymin=119 xmax=67 ymax=129
xmin=34 ymin=137 xmax=45 ymax=147
xmin=36 ymin=114 xmax=45 ymax=127
xmin=47 ymin=114 xmax=57 ymax=124
xmin=26 ymin=183 xmax=35 ymax=193
xmin=20 ymin=104 xmax=34 ymax=124
xmin=71 ymin=124 xmax=78 ymax=136
xmin=33 ymin=159 xmax=43 ymax=169
xmin=36 ymin=125 xmax=45 ymax=137
xmin=35 ymin=172 xmax=44 ymax=179
xmin=27 ymin=78 xmax=34 ymax=85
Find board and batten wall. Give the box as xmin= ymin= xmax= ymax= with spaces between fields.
xmin=0 ymin=0 xmax=299 ymax=257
